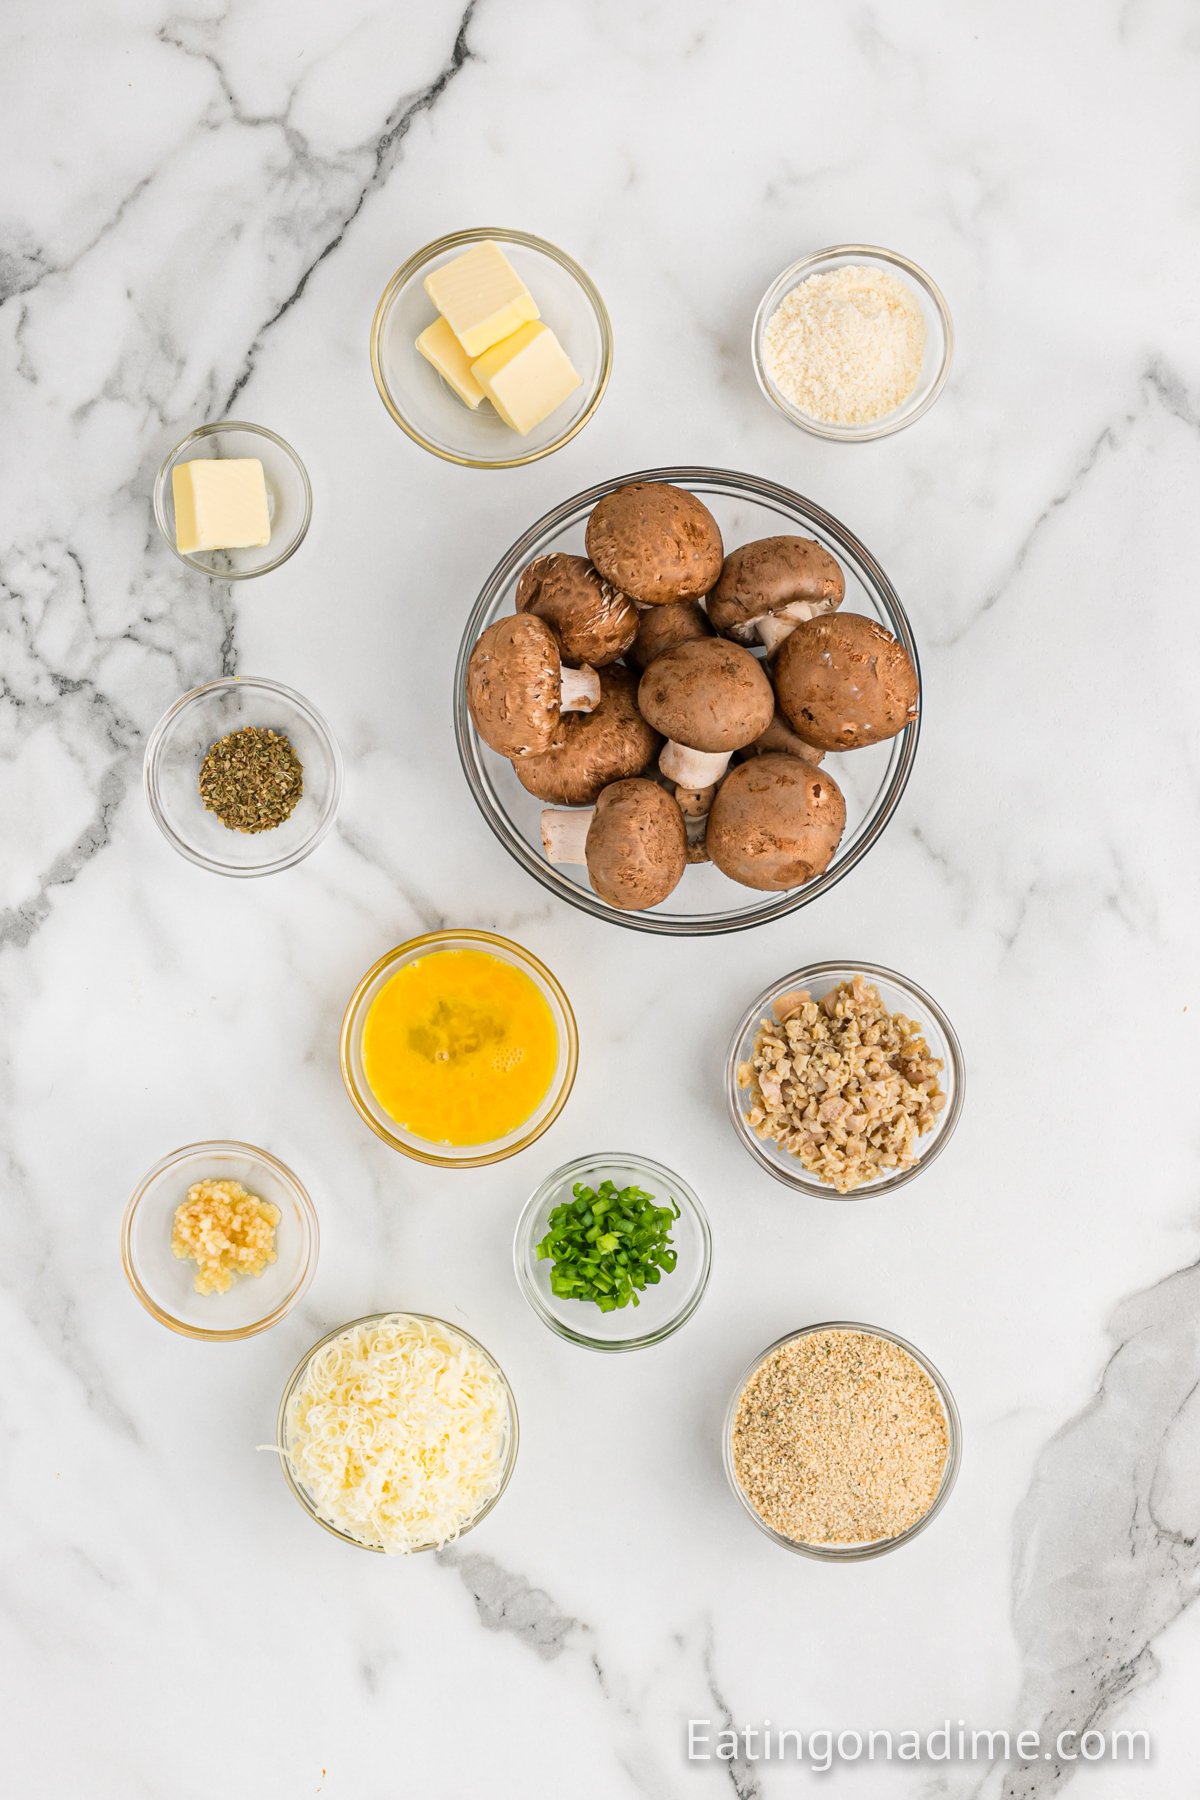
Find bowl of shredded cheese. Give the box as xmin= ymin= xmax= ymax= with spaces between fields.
xmin=276 ymin=1312 xmax=519 ymax=1555
xmin=752 ymin=245 xmax=953 ymax=442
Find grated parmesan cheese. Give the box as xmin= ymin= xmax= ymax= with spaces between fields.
xmin=763 ymin=264 xmax=926 ymax=425
xmin=282 ymin=1313 xmax=512 ymax=1554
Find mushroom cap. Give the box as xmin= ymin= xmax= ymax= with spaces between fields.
xmin=626 ymin=598 xmax=714 ymax=671
xmin=637 ymin=637 xmax=774 ymax=753
xmin=466 ymin=614 xmax=563 ymax=758
xmin=740 ymin=705 xmax=825 ymax=766
xmin=707 ymin=536 xmax=845 ymax=640
xmin=585 ymin=482 xmax=724 ymax=605
xmin=707 ymin=753 xmax=846 ymax=891
xmin=515 ymin=553 xmax=638 ymax=667
xmin=512 ymin=666 xmax=661 ymax=805
xmin=585 ymin=778 xmax=687 ymax=910
xmin=772 ymin=613 xmax=919 ymax=752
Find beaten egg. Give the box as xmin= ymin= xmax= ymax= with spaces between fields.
xmin=361 ymin=949 xmax=559 ymax=1146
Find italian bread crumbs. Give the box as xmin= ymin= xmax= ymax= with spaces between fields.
xmin=763 ymin=265 xmax=926 ymax=424
xmin=732 ymin=1329 xmax=949 ymax=1545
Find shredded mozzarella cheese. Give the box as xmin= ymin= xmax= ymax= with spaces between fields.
xmin=283 ymin=1314 xmax=511 ymax=1554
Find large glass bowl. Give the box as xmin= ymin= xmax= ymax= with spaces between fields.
xmin=454 ymin=467 xmax=920 ymax=935
xmin=276 ymin=1312 xmax=519 ymax=1554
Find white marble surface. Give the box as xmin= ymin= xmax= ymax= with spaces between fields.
xmin=3 ymin=1 xmax=1199 ymax=1794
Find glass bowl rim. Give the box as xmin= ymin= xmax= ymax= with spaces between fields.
xmin=120 ymin=1138 xmax=319 ymax=1340
xmin=339 ymin=928 xmax=580 ymax=1167
xmin=142 ymin=674 xmax=344 ymax=878
xmin=723 ymin=1319 xmax=963 ymax=1560
xmin=512 ymin=1149 xmax=713 ymax=1352
xmin=453 ymin=465 xmax=921 ymax=935
xmin=152 ymin=419 xmax=314 ymax=577
xmin=751 ymin=243 xmax=954 ymax=442
xmin=275 ymin=1309 xmax=520 ymax=1554
xmin=369 ymin=225 xmax=614 ymax=469
xmin=725 ymin=959 xmax=965 ymax=1200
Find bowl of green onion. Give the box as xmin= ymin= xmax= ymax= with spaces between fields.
xmin=513 ymin=1152 xmax=712 ymax=1351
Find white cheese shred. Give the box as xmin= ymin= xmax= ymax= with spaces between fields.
xmin=282 ymin=1314 xmax=511 ymax=1555
xmin=763 ymin=264 xmax=926 ymax=425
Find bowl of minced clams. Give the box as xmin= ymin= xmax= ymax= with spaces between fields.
xmin=455 ymin=469 xmax=921 ymax=935
xmin=726 ymin=964 xmax=964 ymax=1199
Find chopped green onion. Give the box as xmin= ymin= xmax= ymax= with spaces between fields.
xmin=535 ymin=1179 xmax=680 ymax=1312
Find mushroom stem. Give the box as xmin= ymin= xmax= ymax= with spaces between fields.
xmin=674 ymin=783 xmax=717 ymax=818
xmin=540 ymin=807 xmax=593 ymax=863
xmin=559 ymin=664 xmax=601 ymax=713
xmin=659 ymin=741 xmax=731 ymax=789
xmin=756 ymin=599 xmax=834 ymax=654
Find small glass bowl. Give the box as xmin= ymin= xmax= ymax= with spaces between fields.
xmin=726 ymin=961 xmax=964 ymax=1200
xmin=370 ymin=227 xmax=612 ymax=468
xmin=152 ymin=421 xmax=312 ymax=577
xmin=752 ymin=245 xmax=953 ymax=442
xmin=144 ymin=676 xmax=343 ymax=877
xmin=723 ymin=1321 xmax=962 ymax=1561
xmin=455 ymin=467 xmax=920 ymax=936
xmin=513 ymin=1152 xmax=712 ymax=1352
xmin=121 ymin=1140 xmax=318 ymax=1340
xmin=276 ymin=1312 xmax=519 ymax=1554
xmin=340 ymin=929 xmax=579 ymax=1168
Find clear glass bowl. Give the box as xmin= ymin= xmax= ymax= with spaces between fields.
xmin=726 ymin=961 xmax=964 ymax=1200
xmin=723 ymin=1321 xmax=962 ymax=1560
xmin=340 ymin=929 xmax=579 ymax=1167
xmin=144 ymin=676 xmax=343 ymax=877
xmin=513 ymin=1151 xmax=712 ymax=1351
xmin=152 ymin=421 xmax=312 ymax=576
xmin=276 ymin=1311 xmax=519 ymax=1554
xmin=752 ymin=245 xmax=953 ymax=442
xmin=454 ymin=467 xmax=920 ymax=935
xmin=121 ymin=1140 xmax=318 ymax=1340
xmin=370 ymin=227 xmax=612 ymax=468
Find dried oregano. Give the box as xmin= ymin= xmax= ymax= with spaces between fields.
xmin=198 ymin=726 xmax=303 ymax=833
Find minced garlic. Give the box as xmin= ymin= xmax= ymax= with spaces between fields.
xmin=763 ymin=264 xmax=926 ymax=425
xmin=171 ymin=1178 xmax=280 ymax=1295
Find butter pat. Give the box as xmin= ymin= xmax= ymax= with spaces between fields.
xmin=415 ymin=316 xmax=486 ymax=409
xmin=172 ymin=458 xmax=271 ymax=555
xmin=470 ymin=323 xmax=582 ymax=435
xmin=423 ymin=241 xmax=539 ymax=358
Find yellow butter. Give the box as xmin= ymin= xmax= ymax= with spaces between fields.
xmin=470 ymin=323 xmax=582 ymax=435
xmin=415 ymin=315 xmax=486 ymax=409
xmin=172 ymin=458 xmax=271 ymax=555
xmin=423 ymin=241 xmax=539 ymax=358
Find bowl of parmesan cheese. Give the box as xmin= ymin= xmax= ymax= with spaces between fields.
xmin=752 ymin=244 xmax=953 ymax=442
xmin=275 ymin=1311 xmax=519 ymax=1554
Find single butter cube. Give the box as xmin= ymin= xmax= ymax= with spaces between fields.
xmin=172 ymin=458 xmax=271 ymax=555
xmin=470 ymin=323 xmax=582 ymax=435
xmin=423 ymin=240 xmax=539 ymax=358
xmin=415 ymin=315 xmax=486 ymax=409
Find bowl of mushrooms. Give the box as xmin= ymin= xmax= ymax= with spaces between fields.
xmin=454 ymin=467 xmax=921 ymax=935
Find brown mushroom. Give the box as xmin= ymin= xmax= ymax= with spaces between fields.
xmin=626 ymin=598 xmax=714 ymax=671
xmin=772 ymin=613 xmax=918 ymax=752
xmin=707 ymin=536 xmax=845 ymax=652
xmin=637 ymin=638 xmax=774 ymax=789
xmin=466 ymin=614 xmax=600 ymax=759
xmin=515 ymin=553 xmax=638 ymax=667
xmin=510 ymin=666 xmax=660 ymax=805
xmin=706 ymin=754 xmax=846 ymax=891
xmin=673 ymin=783 xmax=716 ymax=817
xmin=540 ymin=778 xmax=687 ymax=910
xmin=740 ymin=705 xmax=825 ymax=767
xmin=585 ymin=482 xmax=723 ymax=605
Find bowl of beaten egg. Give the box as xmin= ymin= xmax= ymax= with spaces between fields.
xmin=339 ymin=929 xmax=579 ymax=1166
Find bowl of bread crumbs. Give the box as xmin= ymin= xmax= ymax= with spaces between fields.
xmin=726 ymin=962 xmax=964 ymax=1199
xmin=122 ymin=1140 xmax=318 ymax=1339
xmin=752 ymin=246 xmax=952 ymax=442
xmin=724 ymin=1322 xmax=961 ymax=1559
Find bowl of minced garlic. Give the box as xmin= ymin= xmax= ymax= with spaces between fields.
xmin=725 ymin=1323 xmax=961 ymax=1559
xmin=122 ymin=1140 xmax=318 ymax=1339
xmin=752 ymin=245 xmax=952 ymax=441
